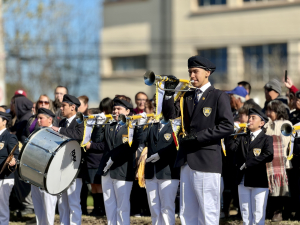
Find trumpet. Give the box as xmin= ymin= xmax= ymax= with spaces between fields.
xmin=230 ymin=123 xmax=249 ymax=136
xmin=76 ymin=112 xmax=115 ymax=125
xmin=144 ymin=70 xmax=195 ymax=92
xmin=281 ymin=123 xmax=300 ymax=137
xmin=119 ymin=113 xmax=155 ymax=126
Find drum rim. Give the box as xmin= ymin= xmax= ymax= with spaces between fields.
xmin=44 ymin=139 xmax=82 ymax=195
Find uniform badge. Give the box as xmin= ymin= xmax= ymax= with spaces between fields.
xmin=253 ymin=148 xmax=261 ymax=156
xmin=203 ymin=107 xmax=212 ymax=117
xmin=122 ymin=135 xmax=128 ymax=143
xmin=188 ymin=96 xmax=192 ymax=100
xmin=164 ymin=133 xmax=171 ymax=141
xmin=202 ymin=97 xmax=205 ymax=100
xmin=0 ymin=143 xmax=3 ymax=150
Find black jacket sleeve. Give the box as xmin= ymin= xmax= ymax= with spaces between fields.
xmin=162 ymin=95 xmax=181 ymax=120
xmin=59 ymin=122 xmax=84 ymax=142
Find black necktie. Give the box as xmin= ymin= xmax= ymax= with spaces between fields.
xmin=250 ymin=134 xmax=254 ymax=143
xmin=194 ymin=89 xmax=202 ymax=105
xmin=115 ymin=124 xmax=121 ymax=136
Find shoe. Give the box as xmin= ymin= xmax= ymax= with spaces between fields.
xmin=20 ymin=208 xmax=35 ymax=216
xmin=272 ymin=211 xmax=283 ymax=222
xmin=26 ymin=217 xmax=37 ymax=225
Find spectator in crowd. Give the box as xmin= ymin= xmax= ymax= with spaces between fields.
xmin=290 ymin=91 xmax=300 ymax=125
xmin=265 ymin=100 xmax=292 ymax=221
xmin=287 ymin=92 xmax=296 ymax=112
xmin=78 ymin=95 xmax=89 ymax=116
xmin=238 ymin=81 xmax=262 ymax=111
xmin=9 ymin=95 xmax=34 ymax=216
xmin=263 ymin=79 xmax=288 ymax=113
xmin=226 ymin=86 xmax=248 ymax=121
xmin=145 ymin=99 xmax=154 ymax=114
xmin=99 ymin=97 xmax=113 ymax=113
xmin=53 ymin=86 xmax=68 ymax=119
xmin=21 ymin=94 xmax=56 ymax=143
xmin=284 ymin=77 xmax=299 ymax=95
xmin=133 ymin=92 xmax=148 ymax=114
xmin=14 ymin=89 xmax=27 ymax=97
xmin=238 ymin=106 xmax=250 ymax=124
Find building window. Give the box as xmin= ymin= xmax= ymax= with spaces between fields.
xmin=198 ymin=0 xmax=226 ymax=6
xmin=112 ymin=55 xmax=147 ymax=72
xmin=243 ymin=44 xmax=287 ymax=83
xmin=198 ymin=48 xmax=227 ymax=83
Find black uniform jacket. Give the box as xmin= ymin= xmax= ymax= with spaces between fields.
xmin=0 ymin=129 xmax=19 ymax=179
xmin=90 ymin=122 xmax=139 ymax=181
xmin=226 ymin=131 xmax=273 ymax=188
xmin=136 ymin=123 xmax=180 ymax=180
xmin=59 ymin=118 xmax=84 ymax=143
xmin=290 ymin=110 xmax=300 ymax=125
xmin=162 ymin=86 xmax=234 ymax=173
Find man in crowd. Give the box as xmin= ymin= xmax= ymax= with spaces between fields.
xmin=226 ymin=86 xmax=247 ymax=121
xmin=238 ymin=81 xmax=262 ymax=111
xmin=53 ymin=86 xmax=68 ymax=119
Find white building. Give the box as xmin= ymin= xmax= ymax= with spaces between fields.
xmin=100 ymin=0 xmax=300 ymax=106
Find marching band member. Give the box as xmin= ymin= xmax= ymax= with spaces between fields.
xmin=31 ymin=108 xmax=57 ymax=225
xmin=86 ymin=97 xmax=139 ymax=225
xmin=52 ymin=94 xmax=84 ymax=225
xmin=162 ymin=55 xmax=234 ymax=225
xmin=0 ymin=112 xmax=19 ymax=225
xmin=135 ymin=113 xmax=180 ymax=225
xmin=226 ymin=108 xmax=273 ymax=225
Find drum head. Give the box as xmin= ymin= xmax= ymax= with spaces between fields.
xmin=45 ymin=140 xmax=81 ymax=195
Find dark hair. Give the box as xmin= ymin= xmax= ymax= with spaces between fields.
xmin=115 ymin=95 xmax=132 ymax=104
xmin=99 ymin=97 xmax=113 ymax=114
xmin=78 ymin=95 xmax=89 ymax=105
xmin=0 ymin=105 xmax=7 ymax=110
xmin=238 ymin=81 xmax=251 ymax=95
xmin=135 ymin=92 xmax=148 ymax=101
xmin=55 ymin=86 xmax=68 ymax=94
xmin=238 ymin=106 xmax=249 ymax=115
xmin=266 ymin=100 xmax=289 ymax=120
xmin=68 ymin=103 xmax=78 ymax=112
xmin=88 ymin=108 xmax=101 ymax=115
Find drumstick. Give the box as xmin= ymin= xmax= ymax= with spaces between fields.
xmin=0 ymin=143 xmax=18 ymax=174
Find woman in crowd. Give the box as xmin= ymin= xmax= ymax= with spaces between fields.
xmin=265 ymin=100 xmax=292 ymax=221
xmin=78 ymin=95 xmax=89 ymax=116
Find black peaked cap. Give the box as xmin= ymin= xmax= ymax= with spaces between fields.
xmin=113 ymin=97 xmax=133 ymax=110
xmin=0 ymin=112 xmax=11 ymax=122
xmin=188 ymin=55 xmax=216 ymax=74
xmin=62 ymin=94 xmax=81 ymax=107
xmin=249 ymin=108 xmax=268 ymax=123
xmin=37 ymin=108 xmax=55 ymax=118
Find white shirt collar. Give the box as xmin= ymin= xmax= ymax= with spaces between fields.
xmin=67 ymin=114 xmax=76 ymax=125
xmin=250 ymin=129 xmax=262 ymax=139
xmin=197 ymin=82 xmax=211 ymax=93
xmin=0 ymin=128 xmax=6 ymax=136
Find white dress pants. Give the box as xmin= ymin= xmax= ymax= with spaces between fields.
xmin=145 ymin=177 xmax=179 ymax=225
xmin=58 ymin=178 xmax=82 ymax=225
xmin=102 ymin=174 xmax=133 ymax=225
xmin=0 ymin=179 xmax=14 ymax=225
xmin=238 ymin=182 xmax=269 ymax=225
xmin=180 ymin=164 xmax=221 ymax=225
xmin=31 ymin=185 xmax=57 ymax=225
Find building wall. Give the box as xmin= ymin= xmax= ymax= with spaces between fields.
xmin=100 ymin=0 xmax=300 ymax=107
xmin=0 ymin=0 xmax=6 ymax=105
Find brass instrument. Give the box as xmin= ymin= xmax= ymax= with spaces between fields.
xmin=144 ymin=70 xmax=195 ymax=92
xmin=281 ymin=123 xmax=300 ymax=137
xmin=76 ymin=112 xmax=115 ymax=125
xmin=230 ymin=123 xmax=248 ymax=136
xmin=119 ymin=113 xmax=155 ymax=126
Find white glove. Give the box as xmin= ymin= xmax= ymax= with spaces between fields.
xmin=96 ymin=113 xmax=107 ymax=125
xmin=103 ymin=157 xmax=114 ymax=172
xmin=240 ymin=163 xmax=246 ymax=170
xmin=146 ymin=153 xmax=160 ymax=163
xmin=138 ymin=112 xmax=148 ymax=125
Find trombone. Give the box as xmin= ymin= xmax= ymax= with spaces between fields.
xmin=76 ymin=112 xmax=116 ymax=125
xmin=119 ymin=113 xmax=155 ymax=126
xmin=144 ymin=70 xmax=195 ymax=92
xmin=281 ymin=123 xmax=300 ymax=138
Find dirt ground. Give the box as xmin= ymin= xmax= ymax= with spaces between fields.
xmin=8 ymin=214 xmax=300 ymax=225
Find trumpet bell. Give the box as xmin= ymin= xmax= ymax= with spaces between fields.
xmin=76 ymin=112 xmax=84 ymax=124
xmin=281 ymin=123 xmax=293 ymax=136
xmin=118 ymin=114 xmax=127 ymax=126
xmin=144 ymin=70 xmax=156 ymax=86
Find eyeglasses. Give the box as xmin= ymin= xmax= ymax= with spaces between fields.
xmin=38 ymin=101 xmax=50 ymax=105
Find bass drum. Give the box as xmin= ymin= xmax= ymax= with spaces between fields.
xmin=18 ymin=128 xmax=81 ymax=195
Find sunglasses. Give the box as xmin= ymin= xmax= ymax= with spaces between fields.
xmin=38 ymin=100 xmax=50 ymax=105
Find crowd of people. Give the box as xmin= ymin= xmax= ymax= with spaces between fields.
xmin=0 ymin=55 xmax=300 ymax=225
